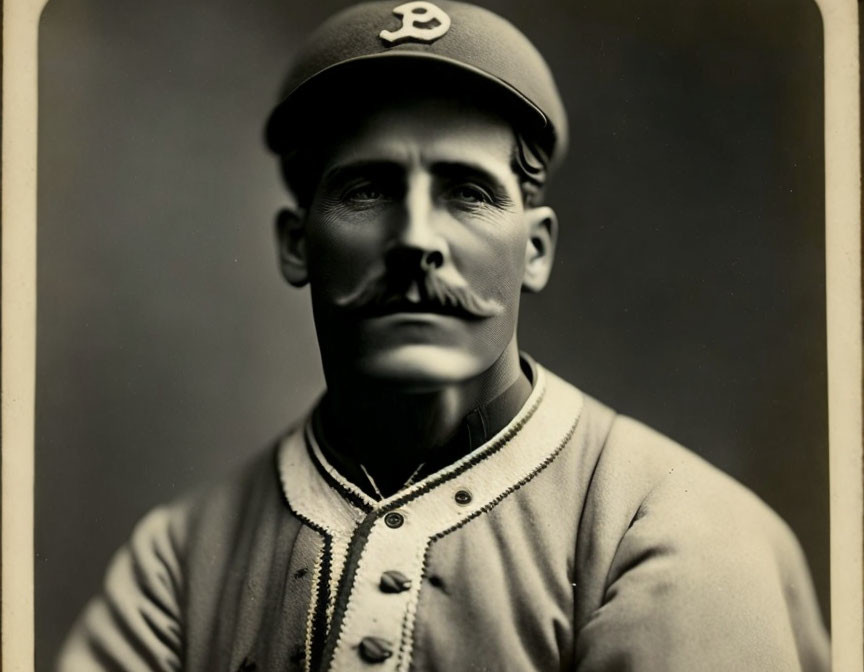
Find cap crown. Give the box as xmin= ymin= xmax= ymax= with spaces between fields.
xmin=266 ymin=0 xmax=568 ymax=168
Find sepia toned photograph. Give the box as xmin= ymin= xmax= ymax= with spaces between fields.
xmin=9 ymin=0 xmax=856 ymax=668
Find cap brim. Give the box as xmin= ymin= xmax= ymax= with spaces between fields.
xmin=265 ymin=52 xmax=561 ymax=166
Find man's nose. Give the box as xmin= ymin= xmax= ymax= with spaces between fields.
xmin=387 ymin=174 xmax=446 ymax=273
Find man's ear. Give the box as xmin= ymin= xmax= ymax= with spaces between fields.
xmin=522 ymin=206 xmax=558 ymax=293
xmin=275 ymin=208 xmax=309 ymax=287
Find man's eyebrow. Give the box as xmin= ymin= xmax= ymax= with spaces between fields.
xmin=321 ymin=160 xmax=403 ymax=185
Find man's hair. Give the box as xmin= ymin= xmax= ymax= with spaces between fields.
xmin=512 ymin=134 xmax=548 ymax=207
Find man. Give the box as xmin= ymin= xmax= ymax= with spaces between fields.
xmin=59 ymin=2 xmax=830 ymax=670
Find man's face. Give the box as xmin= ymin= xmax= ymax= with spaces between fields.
xmin=278 ymin=96 xmax=556 ymax=389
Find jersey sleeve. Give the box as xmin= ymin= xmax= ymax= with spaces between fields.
xmin=56 ymin=505 xmax=187 ymax=672
xmin=573 ymin=419 xmax=830 ymax=672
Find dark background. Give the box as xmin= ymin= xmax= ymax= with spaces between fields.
xmin=36 ymin=0 xmax=827 ymax=668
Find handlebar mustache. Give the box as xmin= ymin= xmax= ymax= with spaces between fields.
xmin=337 ymin=270 xmax=504 ymax=320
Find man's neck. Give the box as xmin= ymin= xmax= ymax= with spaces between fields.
xmin=319 ymin=341 xmax=525 ymax=494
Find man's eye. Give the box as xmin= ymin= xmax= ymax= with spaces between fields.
xmin=344 ymin=185 xmax=386 ymax=202
xmin=446 ymin=184 xmax=492 ymax=205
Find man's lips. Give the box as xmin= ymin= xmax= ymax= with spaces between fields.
xmin=356 ymin=296 xmax=487 ymax=321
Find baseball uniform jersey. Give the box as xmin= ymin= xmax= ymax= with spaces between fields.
xmin=58 ymin=359 xmax=830 ymax=671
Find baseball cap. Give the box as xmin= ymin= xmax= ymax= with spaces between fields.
xmin=265 ymin=0 xmax=568 ymax=169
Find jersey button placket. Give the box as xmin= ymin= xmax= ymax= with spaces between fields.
xmin=352 ymin=509 xmax=411 ymax=666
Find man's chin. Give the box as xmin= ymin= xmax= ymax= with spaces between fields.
xmin=352 ymin=344 xmax=491 ymax=390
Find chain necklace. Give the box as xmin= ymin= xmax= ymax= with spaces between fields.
xmin=359 ymin=461 xmax=427 ymax=501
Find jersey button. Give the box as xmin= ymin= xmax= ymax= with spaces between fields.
xmin=384 ymin=511 xmax=404 ymax=528
xmin=380 ymin=570 xmax=412 ymax=593
xmin=358 ymin=636 xmax=393 ymax=663
xmin=454 ymin=489 xmax=472 ymax=505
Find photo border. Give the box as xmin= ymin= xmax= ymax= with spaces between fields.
xmin=3 ymin=0 xmax=860 ymax=668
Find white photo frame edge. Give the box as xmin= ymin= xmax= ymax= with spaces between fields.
xmin=3 ymin=0 xmax=860 ymax=669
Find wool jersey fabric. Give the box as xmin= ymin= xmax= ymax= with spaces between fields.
xmin=58 ymin=364 xmax=830 ymax=671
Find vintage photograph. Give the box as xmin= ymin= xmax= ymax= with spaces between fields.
xmin=31 ymin=0 xmax=837 ymax=669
